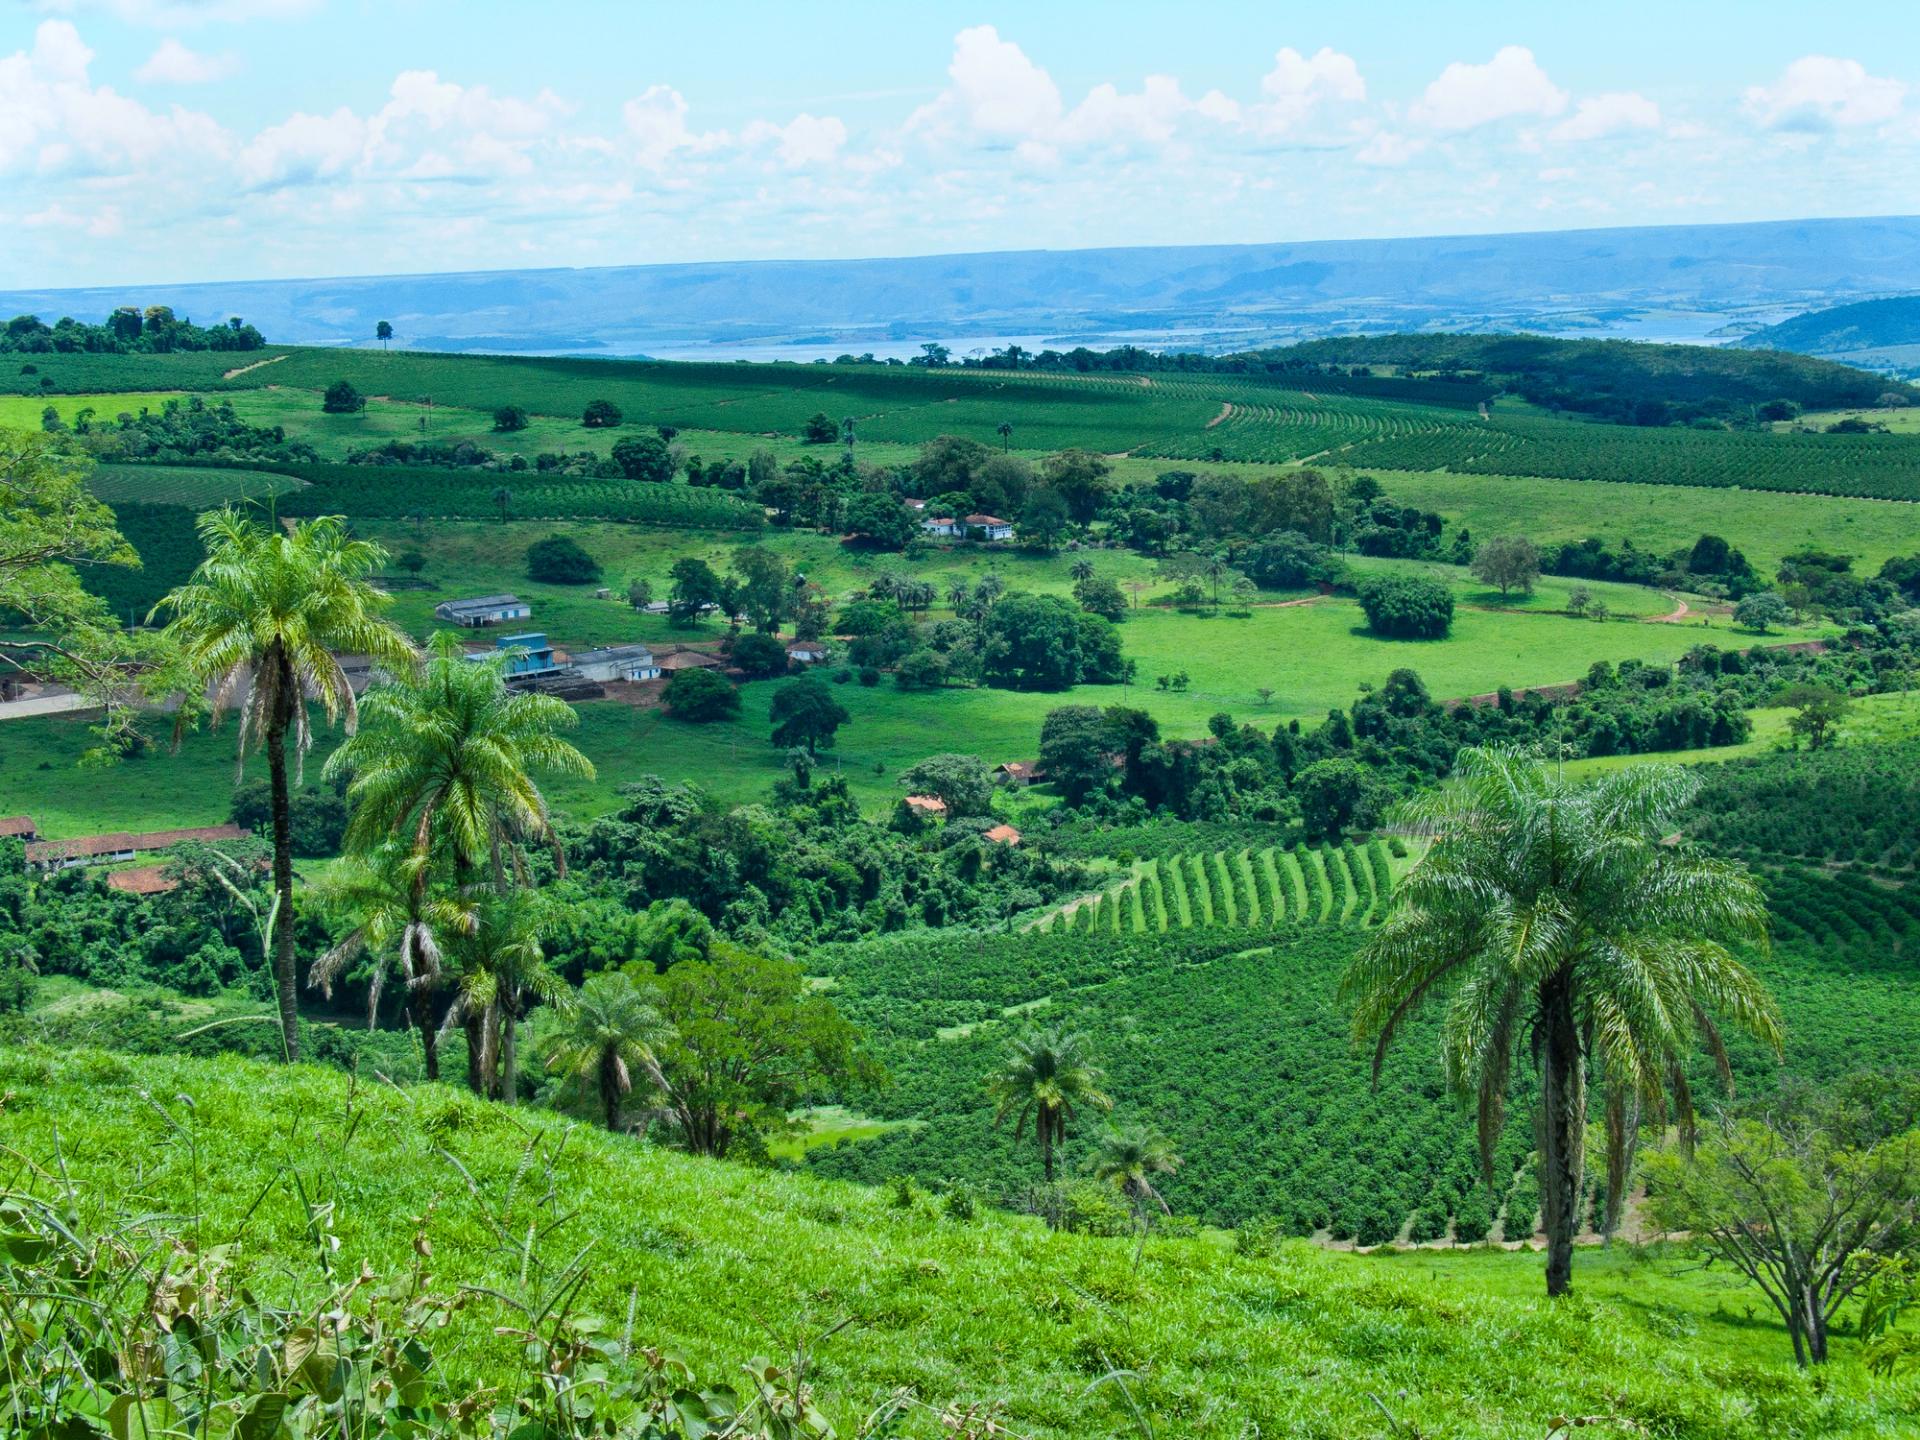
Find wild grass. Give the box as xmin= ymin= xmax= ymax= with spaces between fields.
xmin=0 ymin=1046 xmax=1904 ymax=1438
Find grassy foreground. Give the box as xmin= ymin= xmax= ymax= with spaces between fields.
xmin=0 ymin=1047 xmax=1909 ymax=1438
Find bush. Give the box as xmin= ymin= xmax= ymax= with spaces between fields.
xmin=1357 ymin=575 xmax=1453 ymax=639
xmin=582 ymin=398 xmax=623 ymax=428
xmin=612 ymin=433 xmax=674 ymax=483
xmin=664 ymin=667 xmax=740 ymax=721
xmin=492 ymin=405 xmax=529 ymax=432
xmin=525 ymin=533 xmax=602 ymax=584
xmin=728 ymin=631 xmax=790 ymax=678
xmin=321 ymin=379 xmax=365 ymax=414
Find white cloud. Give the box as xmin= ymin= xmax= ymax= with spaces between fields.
xmin=1411 ymin=45 xmax=1567 ymax=131
xmin=1549 ymin=91 xmax=1660 ymax=142
xmin=0 ymin=20 xmax=229 ymax=174
xmin=1245 ymin=47 xmax=1365 ymax=136
xmin=23 ymin=200 xmax=122 ymax=236
xmin=1057 ymin=75 xmax=1192 ymax=147
xmin=237 ymin=106 xmax=363 ymax=186
xmin=1743 ymin=56 xmax=1905 ymax=133
xmin=742 ymin=112 xmax=847 ymax=167
xmin=623 ymin=85 xmax=728 ymax=169
xmin=925 ymin=24 xmax=1062 ymax=141
xmin=135 ymin=37 xmax=236 ymax=84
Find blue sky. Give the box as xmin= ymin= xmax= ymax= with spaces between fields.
xmin=5 ymin=0 xmax=1919 ymax=287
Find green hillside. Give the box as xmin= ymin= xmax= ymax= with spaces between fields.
xmin=1748 ymin=296 xmax=1920 ymax=359
xmin=1 ymin=1045 xmax=1907 ymax=1439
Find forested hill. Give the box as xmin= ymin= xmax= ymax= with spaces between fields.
xmin=1746 ymin=296 xmax=1920 ymax=358
xmin=1255 ymin=332 xmax=1914 ymax=421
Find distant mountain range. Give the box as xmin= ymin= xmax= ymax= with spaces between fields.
xmin=1746 ymin=296 xmax=1920 ymax=376
xmin=6 ymin=215 xmax=1920 ymax=362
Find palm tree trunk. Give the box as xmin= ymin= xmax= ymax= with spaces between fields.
xmin=410 ymin=980 xmax=439 ymax=1082
xmin=501 ymin=1002 xmax=519 ymax=1105
xmin=1041 ymin=1107 xmax=1056 ymax=1183
xmin=265 ymin=652 xmax=301 ymax=1063
xmin=464 ymin=1007 xmax=487 ymax=1096
xmin=600 ymin=1050 xmax=623 ymax=1132
xmin=1540 ymin=969 xmax=1586 ymax=1297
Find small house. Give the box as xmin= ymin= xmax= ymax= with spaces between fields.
xmin=904 ymin=795 xmax=948 ymax=817
xmin=920 ymin=516 xmax=963 ymax=539
xmin=964 ymin=514 xmax=1014 ymax=541
xmin=994 ymin=762 xmax=1043 ymax=787
xmin=571 ymin=644 xmax=662 ymax=683
xmin=435 ymin=594 xmax=531 ymax=628
xmin=108 ymin=865 xmax=179 ymax=897
xmin=983 ymin=824 xmax=1022 ymax=846
xmin=786 ymin=643 xmax=831 ymax=665
xmin=903 ymin=498 xmax=927 ymax=511
xmin=0 ymin=816 xmax=38 ymax=841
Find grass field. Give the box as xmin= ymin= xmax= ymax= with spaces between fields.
xmin=0 ymin=390 xmax=185 ymax=428
xmin=1560 ymin=688 xmax=1920 ymax=778
xmin=0 ymin=1046 xmax=1904 ymax=1438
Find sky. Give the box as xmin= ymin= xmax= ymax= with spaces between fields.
xmin=4 ymin=0 xmax=1920 ymax=289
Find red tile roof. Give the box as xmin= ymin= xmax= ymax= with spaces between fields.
xmin=984 ymin=824 xmax=1022 ymax=845
xmin=26 ymin=824 xmax=250 ymax=865
xmin=964 ymin=514 xmax=1009 ymax=526
xmin=107 ymin=865 xmax=179 ymax=896
xmin=0 ymin=816 xmax=36 ymax=839
xmin=904 ymin=795 xmax=948 ymax=814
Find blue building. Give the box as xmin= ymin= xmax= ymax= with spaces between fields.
xmin=466 ymin=632 xmax=557 ymax=677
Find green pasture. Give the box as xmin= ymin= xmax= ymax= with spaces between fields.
xmin=0 ymin=390 xmax=186 ymax=429
xmin=4 ymin=1047 xmax=1900 ymax=1438
xmin=1559 ymin=688 xmax=1920 ymax=779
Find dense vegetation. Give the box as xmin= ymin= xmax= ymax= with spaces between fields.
xmin=1689 ymin=739 xmax=1920 ymax=873
xmin=3 ymin=304 xmax=265 ymax=354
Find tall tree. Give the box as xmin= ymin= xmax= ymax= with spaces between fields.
xmin=327 ymin=632 xmax=593 ymax=889
xmin=310 ymin=843 xmax=469 ymax=1080
xmin=1091 ymin=1122 xmax=1182 ymax=1217
xmin=541 ymin=971 xmax=670 ymax=1131
xmin=156 ymin=510 xmax=416 ymax=1062
xmin=375 ymin=320 xmax=393 ymax=351
xmin=448 ymin=890 xmax=560 ymax=1102
xmin=988 ymin=1027 xmax=1111 ymax=1181
xmin=1343 ymin=748 xmax=1781 ymax=1297
xmin=0 ymin=431 xmax=165 ymax=750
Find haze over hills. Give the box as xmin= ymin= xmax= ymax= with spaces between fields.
xmin=5 ymin=215 xmax=1920 ymax=362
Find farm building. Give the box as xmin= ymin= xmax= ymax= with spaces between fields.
xmin=920 ymin=516 xmax=962 ymax=538
xmin=434 ymin=594 xmax=531 ymax=627
xmin=994 ymin=762 xmax=1043 ymax=787
xmin=107 ymin=866 xmax=180 ymax=897
xmin=25 ymin=824 xmax=251 ymax=873
xmin=657 ymin=649 xmax=725 ymax=673
xmin=466 ymin=633 xmax=558 ymax=677
xmin=904 ymin=795 xmax=948 ymax=817
xmin=786 ymin=643 xmax=831 ymax=665
xmin=0 ymin=816 xmax=38 ymax=840
xmin=984 ymin=824 xmax=1022 ymax=846
xmin=571 ymin=644 xmax=662 ymax=683
xmin=964 ymin=514 xmax=1014 ymax=541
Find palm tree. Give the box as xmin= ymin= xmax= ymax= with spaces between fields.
xmin=1069 ymin=559 xmax=1096 ymax=583
xmin=325 ymin=632 xmax=593 ymax=889
xmin=154 ymin=510 xmax=416 ymax=1062
xmin=997 ymin=420 xmax=1013 ymax=451
xmin=1342 ymin=747 xmax=1781 ymax=1297
xmin=946 ymin=578 xmax=972 ymax=616
xmin=493 ymin=486 xmax=512 ymax=523
xmin=541 ymin=971 xmax=670 ymax=1131
xmin=446 ymin=891 xmax=561 ymax=1102
xmin=309 ymin=844 xmax=471 ymax=1080
xmin=1090 ymin=1123 xmax=1181 ymax=1217
xmin=988 ymin=1027 xmax=1111 ymax=1181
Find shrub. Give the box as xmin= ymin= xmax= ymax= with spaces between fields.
xmin=492 ymin=404 xmax=529 ymax=432
xmin=664 ymin=667 xmax=740 ymax=721
xmin=525 ymin=533 xmax=602 ymax=584
xmin=728 ymin=630 xmax=790 ymax=678
xmin=1357 ymin=574 xmax=1453 ymax=639
xmin=612 ymin=433 xmax=674 ymax=483
xmin=582 ymin=398 xmax=623 ymax=428
xmin=321 ymin=379 xmax=365 ymax=413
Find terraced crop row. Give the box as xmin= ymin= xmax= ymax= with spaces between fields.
xmin=1042 ymin=839 xmax=1397 ymax=935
